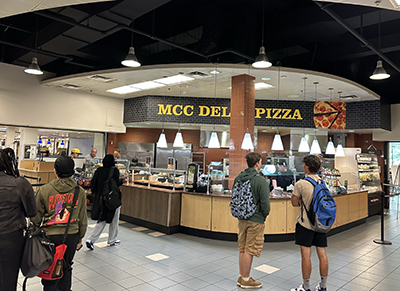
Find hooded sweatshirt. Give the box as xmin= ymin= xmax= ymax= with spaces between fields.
xmin=32 ymin=177 xmax=87 ymax=241
xmin=233 ymin=167 xmax=270 ymax=224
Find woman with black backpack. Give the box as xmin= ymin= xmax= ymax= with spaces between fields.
xmin=86 ymin=154 xmax=122 ymax=250
xmin=0 ymin=148 xmax=37 ymax=291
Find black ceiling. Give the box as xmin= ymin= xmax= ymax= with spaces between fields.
xmin=1 ymin=0 xmax=400 ymax=104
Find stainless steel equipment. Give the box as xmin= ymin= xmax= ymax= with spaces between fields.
xmin=155 ymin=143 xmax=192 ymax=170
xmin=118 ymin=142 xmax=155 ymax=167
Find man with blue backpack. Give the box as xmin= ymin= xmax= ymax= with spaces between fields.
xmin=230 ymin=152 xmax=270 ymax=289
xmin=291 ymin=155 xmax=336 ymax=291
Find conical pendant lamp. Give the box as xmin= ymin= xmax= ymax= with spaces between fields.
xmin=121 ymin=46 xmax=141 ymax=67
xmin=208 ymin=63 xmax=220 ymax=149
xmin=271 ymin=129 xmax=284 ymax=151
xmin=157 ymin=129 xmax=167 ymax=148
xmin=24 ymin=57 xmax=43 ymax=75
xmin=298 ymin=136 xmax=310 ymax=152
xmin=252 ymin=1 xmax=271 ymax=69
xmin=241 ymin=132 xmax=254 ymax=150
xmin=325 ymin=138 xmax=335 ymax=155
xmin=310 ymin=137 xmax=322 ymax=155
xmin=370 ymin=10 xmax=390 ymax=80
xmin=335 ymin=143 xmax=345 ymax=157
xmin=173 ymin=130 xmax=184 ymax=148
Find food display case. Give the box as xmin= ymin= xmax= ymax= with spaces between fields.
xmin=132 ymin=166 xmax=186 ymax=190
xmin=83 ymin=158 xmax=130 ymax=179
xmin=356 ymin=152 xmax=382 ymax=193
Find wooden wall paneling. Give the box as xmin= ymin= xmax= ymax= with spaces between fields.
xmin=358 ymin=191 xmax=368 ymax=218
xmin=348 ymin=194 xmax=359 ymax=222
xmin=333 ymin=195 xmax=349 ymax=227
xmin=169 ymin=193 xmax=181 ymax=227
xmin=265 ymin=200 xmax=287 ymax=234
xmin=211 ymin=196 xmax=238 ymax=233
xmin=181 ymin=194 xmax=211 ymax=230
xmin=286 ymin=200 xmax=299 ymax=233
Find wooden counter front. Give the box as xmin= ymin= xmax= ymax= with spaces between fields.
xmin=180 ymin=190 xmax=368 ymax=240
xmin=120 ymin=183 xmax=182 ymax=234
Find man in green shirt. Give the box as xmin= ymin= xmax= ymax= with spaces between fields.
xmin=234 ymin=152 xmax=270 ymax=289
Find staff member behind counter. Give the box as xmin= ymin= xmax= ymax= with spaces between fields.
xmin=271 ymin=161 xmax=294 ymax=193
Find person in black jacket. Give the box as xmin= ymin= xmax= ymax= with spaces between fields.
xmin=0 ymin=148 xmax=37 ymax=291
xmin=86 ymin=154 xmax=122 ymax=250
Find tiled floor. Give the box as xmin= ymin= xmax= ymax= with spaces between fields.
xmin=19 ymin=205 xmax=400 ymax=291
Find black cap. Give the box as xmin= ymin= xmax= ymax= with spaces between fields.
xmin=54 ymin=156 xmax=75 ymax=178
xmin=132 ymin=157 xmax=138 ymax=163
xmin=278 ymin=160 xmax=287 ymax=167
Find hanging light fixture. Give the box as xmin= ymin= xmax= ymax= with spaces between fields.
xmin=325 ymin=88 xmax=336 ymax=155
xmin=271 ymin=128 xmax=284 ymax=151
xmin=325 ymin=138 xmax=335 ymax=155
xmin=46 ymin=139 xmax=51 ymax=145
xmin=370 ymin=9 xmax=390 ymax=80
xmin=24 ymin=57 xmax=44 ymax=75
xmin=298 ymin=76 xmax=309 ymax=152
xmin=252 ymin=1 xmax=272 ymax=69
xmin=335 ymin=143 xmax=345 ymax=157
xmin=157 ymin=129 xmax=168 ymax=148
xmin=309 ymin=82 xmax=321 ymax=155
xmin=157 ymin=94 xmax=168 ymax=148
xmin=60 ymin=140 xmax=65 ymax=146
xmin=173 ymin=85 xmax=185 ymax=148
xmin=121 ymin=47 xmax=141 ymax=67
xmin=37 ymin=136 xmax=42 ymax=145
xmin=208 ymin=63 xmax=220 ymax=149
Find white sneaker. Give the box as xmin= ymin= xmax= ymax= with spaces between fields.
xmin=291 ymin=284 xmax=311 ymax=291
xmin=315 ymin=283 xmax=327 ymax=291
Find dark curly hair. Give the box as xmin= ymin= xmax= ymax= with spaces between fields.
xmin=0 ymin=148 xmax=19 ymax=177
xmin=302 ymin=155 xmax=321 ymax=173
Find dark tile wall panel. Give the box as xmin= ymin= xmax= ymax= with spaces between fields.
xmin=124 ymin=96 xmax=388 ymax=131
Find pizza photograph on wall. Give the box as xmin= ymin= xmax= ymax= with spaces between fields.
xmin=313 ymin=101 xmax=346 ymax=129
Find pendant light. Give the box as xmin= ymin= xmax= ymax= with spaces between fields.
xmin=121 ymin=47 xmax=141 ymax=67
xmin=47 ymin=139 xmax=51 ymax=145
xmin=252 ymin=1 xmax=272 ymax=69
xmin=173 ymin=86 xmax=185 ymax=148
xmin=208 ymin=63 xmax=220 ymax=149
xmin=157 ymin=95 xmax=168 ymax=148
xmin=370 ymin=9 xmax=390 ymax=80
xmin=335 ymin=143 xmax=345 ymax=157
xmin=60 ymin=140 xmax=65 ymax=146
xmin=309 ymin=82 xmax=321 ymax=155
xmin=325 ymin=88 xmax=336 ymax=155
xmin=25 ymin=19 xmax=43 ymax=75
xmin=38 ymin=136 xmax=42 ymax=145
xmin=271 ymin=129 xmax=284 ymax=151
xmin=25 ymin=57 xmax=43 ymax=75
xmin=298 ymin=76 xmax=310 ymax=152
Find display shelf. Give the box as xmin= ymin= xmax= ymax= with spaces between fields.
xmin=356 ymin=152 xmax=381 ymax=193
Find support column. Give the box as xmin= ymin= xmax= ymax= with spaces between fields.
xmin=5 ymin=126 xmax=16 ymax=147
xmin=229 ymin=74 xmax=255 ymax=189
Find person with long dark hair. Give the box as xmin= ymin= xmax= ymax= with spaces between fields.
xmin=86 ymin=154 xmax=122 ymax=250
xmin=0 ymin=148 xmax=37 ymax=291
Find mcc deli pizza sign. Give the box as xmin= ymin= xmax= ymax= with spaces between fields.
xmin=156 ymin=101 xmax=346 ymax=129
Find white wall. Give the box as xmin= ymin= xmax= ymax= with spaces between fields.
xmin=374 ymin=104 xmax=400 ymax=141
xmin=0 ymin=63 xmax=125 ymax=133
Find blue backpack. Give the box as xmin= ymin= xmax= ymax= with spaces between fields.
xmin=230 ymin=176 xmax=257 ymax=220
xmin=301 ymin=177 xmax=336 ymax=233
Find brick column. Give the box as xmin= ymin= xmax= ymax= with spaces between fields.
xmin=229 ymin=74 xmax=255 ymax=189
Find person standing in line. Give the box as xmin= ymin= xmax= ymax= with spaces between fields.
xmin=0 ymin=148 xmax=37 ymax=291
xmin=86 ymin=154 xmax=122 ymax=249
xmin=32 ymin=156 xmax=87 ymax=291
xmin=291 ymin=155 xmax=328 ymax=291
xmin=234 ymin=152 xmax=270 ymax=289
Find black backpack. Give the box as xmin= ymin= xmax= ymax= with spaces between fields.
xmin=230 ymin=175 xmax=257 ymax=220
xmin=102 ymin=167 xmax=122 ymax=210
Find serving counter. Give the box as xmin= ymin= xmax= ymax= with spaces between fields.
xmin=120 ymin=182 xmax=368 ymax=241
xmin=120 ymin=183 xmax=182 ymax=234
xmin=180 ymin=190 xmax=368 ymax=241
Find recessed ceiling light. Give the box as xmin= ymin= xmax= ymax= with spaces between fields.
xmin=261 ymin=77 xmax=270 ymax=81
xmin=390 ymin=0 xmax=400 ymax=7
xmin=131 ymin=81 xmax=165 ymax=90
xmin=153 ymin=75 xmax=194 ymax=85
xmin=255 ymin=82 xmax=274 ymax=90
xmin=107 ymin=86 xmax=141 ymax=94
xmin=210 ymin=70 xmax=220 ymax=75
xmin=287 ymin=94 xmax=299 ymax=98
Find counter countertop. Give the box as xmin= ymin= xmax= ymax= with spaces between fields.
xmin=122 ymin=182 xmax=184 ymax=193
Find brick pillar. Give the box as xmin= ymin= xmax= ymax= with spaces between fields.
xmin=229 ymin=74 xmax=255 ymax=189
